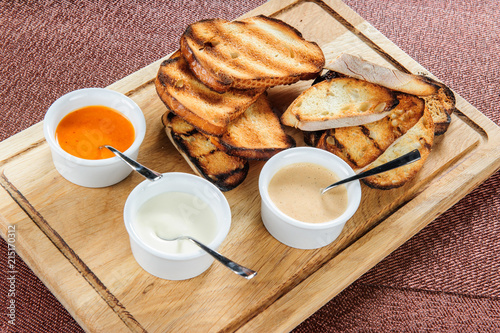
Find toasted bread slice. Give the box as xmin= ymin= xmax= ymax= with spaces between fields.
xmin=155 ymin=52 xmax=264 ymax=136
xmin=162 ymin=111 xmax=249 ymax=191
xmin=210 ymin=94 xmax=295 ymax=160
xmin=421 ymin=78 xmax=456 ymax=135
xmin=316 ymin=93 xmax=425 ymax=169
xmin=281 ymin=77 xmax=400 ymax=131
xmin=325 ymin=53 xmax=440 ymax=96
xmin=301 ymin=71 xmax=342 ymax=146
xmin=362 ymin=106 xmax=435 ymax=189
xmin=180 ymin=15 xmax=325 ymax=93
xmin=324 ymin=54 xmax=455 ymax=135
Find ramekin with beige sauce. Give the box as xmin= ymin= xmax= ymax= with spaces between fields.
xmin=258 ymin=147 xmax=362 ymax=249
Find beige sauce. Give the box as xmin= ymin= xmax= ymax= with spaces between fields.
xmin=268 ymin=162 xmax=348 ymax=223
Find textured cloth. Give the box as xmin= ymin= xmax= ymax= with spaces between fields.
xmin=0 ymin=0 xmax=499 ymax=332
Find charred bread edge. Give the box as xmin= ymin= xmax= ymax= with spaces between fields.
xmin=211 ymin=134 xmax=296 ymax=160
xmin=156 ymin=59 xmax=265 ymax=136
xmin=422 ymin=77 xmax=456 ymax=136
xmin=302 ymin=130 xmax=325 ymax=147
xmin=361 ymin=144 xmax=431 ymax=190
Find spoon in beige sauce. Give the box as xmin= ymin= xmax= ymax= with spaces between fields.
xmin=321 ymin=149 xmax=421 ymax=194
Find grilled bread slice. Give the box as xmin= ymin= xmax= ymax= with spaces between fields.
xmin=325 ymin=53 xmax=440 ymax=96
xmin=421 ymin=79 xmax=456 ymax=135
xmin=162 ymin=111 xmax=249 ymax=191
xmin=180 ymin=15 xmax=325 ymax=93
xmin=155 ymin=52 xmax=265 ymax=136
xmin=325 ymin=54 xmax=455 ymax=135
xmin=316 ymin=93 xmax=425 ymax=169
xmin=362 ymin=106 xmax=435 ymax=189
xmin=281 ymin=77 xmax=400 ymax=131
xmin=210 ymin=94 xmax=295 ymax=160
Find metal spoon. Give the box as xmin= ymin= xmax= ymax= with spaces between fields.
xmin=101 ymin=145 xmax=257 ymax=279
xmin=321 ymin=149 xmax=421 ymax=194
xmin=101 ymin=145 xmax=163 ymax=181
xmin=156 ymin=233 xmax=257 ymax=280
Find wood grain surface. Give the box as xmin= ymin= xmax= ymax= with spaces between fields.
xmin=0 ymin=0 xmax=499 ymax=332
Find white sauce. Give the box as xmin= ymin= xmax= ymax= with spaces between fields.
xmin=133 ymin=192 xmax=218 ymax=254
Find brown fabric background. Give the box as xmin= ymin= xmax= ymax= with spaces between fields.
xmin=0 ymin=0 xmax=499 ymax=332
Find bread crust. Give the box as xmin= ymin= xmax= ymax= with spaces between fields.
xmin=156 ymin=81 xmax=226 ymax=136
xmin=326 ymin=53 xmax=440 ymax=96
xmin=323 ymin=54 xmax=455 ymax=135
xmin=420 ymin=78 xmax=456 ymax=135
xmin=180 ymin=33 xmax=231 ymax=93
xmin=297 ymin=55 xmax=443 ymax=190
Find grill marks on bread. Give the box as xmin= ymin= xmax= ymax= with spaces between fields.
xmin=180 ymin=15 xmax=325 ymax=92
xmin=323 ymin=54 xmax=455 ymax=136
xmin=189 ymin=18 xmax=315 ymax=76
xmin=311 ymin=96 xmax=433 ymax=190
xmin=162 ymin=112 xmax=249 ymax=191
xmin=156 ymin=53 xmax=295 ymax=161
xmin=362 ymin=107 xmax=435 ymax=189
xmin=156 ymin=15 xmax=326 ymax=191
xmin=313 ymin=94 xmax=425 ymax=169
xmin=155 ymin=52 xmax=264 ymax=136
xmin=211 ymin=95 xmax=296 ymax=160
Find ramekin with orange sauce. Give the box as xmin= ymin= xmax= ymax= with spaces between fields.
xmin=43 ymin=88 xmax=146 ymax=187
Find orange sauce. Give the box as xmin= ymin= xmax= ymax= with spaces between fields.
xmin=55 ymin=105 xmax=135 ymax=160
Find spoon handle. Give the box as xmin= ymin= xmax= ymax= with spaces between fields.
xmin=186 ymin=237 xmax=257 ymax=280
xmin=103 ymin=145 xmax=163 ymax=181
xmin=322 ymin=149 xmax=421 ymax=194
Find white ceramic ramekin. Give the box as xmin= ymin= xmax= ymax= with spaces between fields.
xmin=123 ymin=172 xmax=232 ymax=280
xmin=43 ymin=88 xmax=146 ymax=188
xmin=259 ymin=147 xmax=362 ymax=249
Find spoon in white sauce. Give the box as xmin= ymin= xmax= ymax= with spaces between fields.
xmin=321 ymin=149 xmax=421 ymax=194
xmin=156 ymin=234 xmax=257 ymax=279
xmin=101 ymin=144 xmax=258 ymax=280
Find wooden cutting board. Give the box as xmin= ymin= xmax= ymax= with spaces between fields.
xmin=1 ymin=0 xmax=499 ymax=332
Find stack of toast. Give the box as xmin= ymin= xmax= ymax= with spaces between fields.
xmin=281 ymin=53 xmax=456 ymax=189
xmin=155 ymin=16 xmax=454 ymax=191
xmin=155 ymin=15 xmax=325 ymax=191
